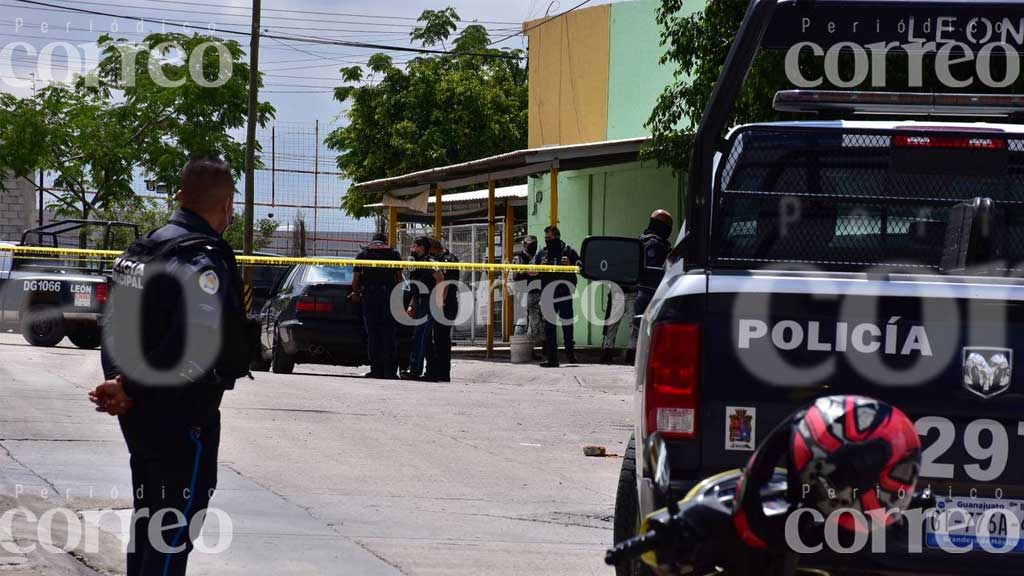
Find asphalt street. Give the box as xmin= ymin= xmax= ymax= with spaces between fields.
xmin=0 ymin=332 xmax=634 ymax=575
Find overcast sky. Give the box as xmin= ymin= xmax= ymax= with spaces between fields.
xmin=0 ymin=0 xmax=607 ymax=123
xmin=0 ymin=0 xmax=613 ymax=233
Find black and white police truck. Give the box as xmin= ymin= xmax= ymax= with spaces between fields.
xmin=0 ymin=220 xmax=138 ymax=348
xmin=580 ymin=1 xmax=1024 ymax=574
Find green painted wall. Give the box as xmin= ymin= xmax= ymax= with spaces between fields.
xmin=606 ymin=0 xmax=677 ymax=140
xmin=521 ymin=0 xmax=701 ymax=347
xmin=527 ymin=162 xmax=684 ymax=346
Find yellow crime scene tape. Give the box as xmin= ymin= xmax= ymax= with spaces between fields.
xmin=5 ymin=245 xmax=581 ymax=274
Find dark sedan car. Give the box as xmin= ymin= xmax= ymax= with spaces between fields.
xmin=252 ymin=263 xmax=412 ymax=374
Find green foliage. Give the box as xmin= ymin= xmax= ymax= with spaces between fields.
xmin=646 ymin=0 xmax=788 ymax=171
xmin=96 ymin=197 xmax=278 ymax=252
xmin=0 ymin=32 xmax=274 ymax=222
xmin=327 ymin=7 xmax=528 ymax=218
xmin=223 ymin=213 xmax=278 ymax=252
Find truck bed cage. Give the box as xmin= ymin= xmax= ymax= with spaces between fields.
xmin=21 ymin=219 xmax=140 ymax=250
xmin=685 ymin=0 xmax=1024 ymax=269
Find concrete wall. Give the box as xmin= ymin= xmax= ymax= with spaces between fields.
xmin=528 ymin=162 xmax=684 ymax=346
xmin=0 ymin=174 xmax=37 ymax=242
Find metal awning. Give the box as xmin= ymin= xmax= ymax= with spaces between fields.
xmin=353 ymin=137 xmax=648 ymax=198
xmin=365 ymin=184 xmax=528 ymax=211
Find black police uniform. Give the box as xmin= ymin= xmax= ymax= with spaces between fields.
xmin=354 ymin=240 xmax=402 ymax=378
xmin=406 ymin=253 xmax=438 ymax=377
xmin=427 ymin=249 xmax=459 ymax=382
xmin=534 ymin=239 xmax=580 ymax=365
xmin=101 ymin=208 xmax=252 ymax=576
xmin=633 ymin=226 xmax=672 ymax=338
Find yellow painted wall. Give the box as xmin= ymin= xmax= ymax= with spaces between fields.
xmin=525 ymin=5 xmax=611 ymax=148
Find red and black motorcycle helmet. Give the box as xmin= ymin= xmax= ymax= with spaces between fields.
xmin=733 ymin=395 xmax=921 ymax=548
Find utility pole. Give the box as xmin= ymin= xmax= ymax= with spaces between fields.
xmin=242 ymin=0 xmax=262 ymax=313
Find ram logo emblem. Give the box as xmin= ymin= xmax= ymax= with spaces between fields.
xmin=962 ymin=347 xmax=1013 ymax=399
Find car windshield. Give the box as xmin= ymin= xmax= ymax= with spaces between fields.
xmin=302 ymin=265 xmax=354 ymax=284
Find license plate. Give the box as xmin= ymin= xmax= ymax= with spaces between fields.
xmin=925 ymin=496 xmax=1024 ymax=553
xmin=74 ymin=293 xmax=91 ymax=308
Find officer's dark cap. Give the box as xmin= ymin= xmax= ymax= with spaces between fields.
xmin=413 ymin=236 xmax=432 ymax=250
xmin=544 ymin=225 xmax=561 ymax=237
xmin=372 ymin=233 xmax=387 ymax=243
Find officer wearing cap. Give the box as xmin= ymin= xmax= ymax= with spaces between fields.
xmin=90 ymin=156 xmax=253 ymax=576
xmin=351 ymin=233 xmax=403 ymax=379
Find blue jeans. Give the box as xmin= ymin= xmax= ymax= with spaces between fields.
xmin=408 ymin=298 xmax=434 ymax=376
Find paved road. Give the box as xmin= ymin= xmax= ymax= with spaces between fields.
xmin=0 ymin=332 xmax=634 ymax=575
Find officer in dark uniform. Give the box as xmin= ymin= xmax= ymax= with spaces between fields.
xmin=426 ymin=239 xmax=459 ymax=382
xmin=351 ymin=233 xmax=403 ymax=379
xmin=534 ymin=226 xmax=580 ymax=368
xmin=90 ymin=156 xmax=253 ymax=576
xmin=400 ymin=237 xmax=442 ymax=380
xmin=632 ymin=209 xmax=674 ymax=351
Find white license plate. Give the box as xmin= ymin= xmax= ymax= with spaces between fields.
xmin=926 ymin=496 xmax=1024 ymax=553
xmin=74 ymin=293 xmax=91 ymax=308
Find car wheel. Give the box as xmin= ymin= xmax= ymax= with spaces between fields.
xmin=613 ymin=434 xmax=651 ymax=576
xmin=68 ymin=325 xmax=101 ymax=349
xmin=271 ymin=329 xmax=295 ymax=374
xmin=21 ymin=304 xmax=66 ymax=347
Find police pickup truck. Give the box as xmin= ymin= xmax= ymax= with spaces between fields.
xmin=580 ymin=1 xmax=1024 ymax=574
xmin=0 ymin=220 xmax=138 ymax=348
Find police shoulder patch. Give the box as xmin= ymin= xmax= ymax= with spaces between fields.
xmin=198 ymin=269 xmax=220 ymax=295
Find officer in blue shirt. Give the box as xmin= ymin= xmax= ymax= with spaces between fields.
xmin=91 ymin=156 xmax=253 ymax=576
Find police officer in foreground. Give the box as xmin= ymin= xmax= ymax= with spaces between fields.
xmin=351 ymin=232 xmax=403 ymax=379
xmin=89 ymin=156 xmax=254 ymax=576
xmin=401 ymin=236 xmax=443 ymax=380
xmin=632 ymin=209 xmax=674 ymax=353
xmin=427 ymin=239 xmax=459 ymax=382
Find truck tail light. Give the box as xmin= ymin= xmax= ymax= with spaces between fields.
xmin=95 ymin=283 xmax=109 ymax=305
xmin=645 ymin=323 xmax=700 ymax=439
xmin=893 ymin=135 xmax=1006 ymax=150
xmin=296 ymin=296 xmax=334 ymax=314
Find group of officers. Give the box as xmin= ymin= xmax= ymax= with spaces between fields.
xmin=357 ymin=209 xmax=674 ymax=374
xmin=510 ymin=210 xmax=674 ymax=367
xmin=351 ymin=233 xmax=460 ymax=382
xmin=89 ymin=156 xmax=676 ymax=575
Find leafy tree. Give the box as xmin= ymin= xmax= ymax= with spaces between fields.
xmin=96 ymin=197 xmax=278 ymax=251
xmin=646 ymin=1 xmax=1024 ymax=171
xmin=646 ymin=0 xmax=788 ymax=171
xmin=327 ymin=8 xmax=528 ymax=218
xmin=0 ymin=32 xmax=274 ymax=224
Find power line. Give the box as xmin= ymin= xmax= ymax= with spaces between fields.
xmin=61 ymin=0 xmax=520 ymax=25
xmin=0 ymin=3 xmax=515 ymax=40
xmin=9 ymin=0 xmax=524 ymax=60
xmin=488 ymin=0 xmax=596 ymax=46
xmin=0 ymin=24 xmax=411 ymax=65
